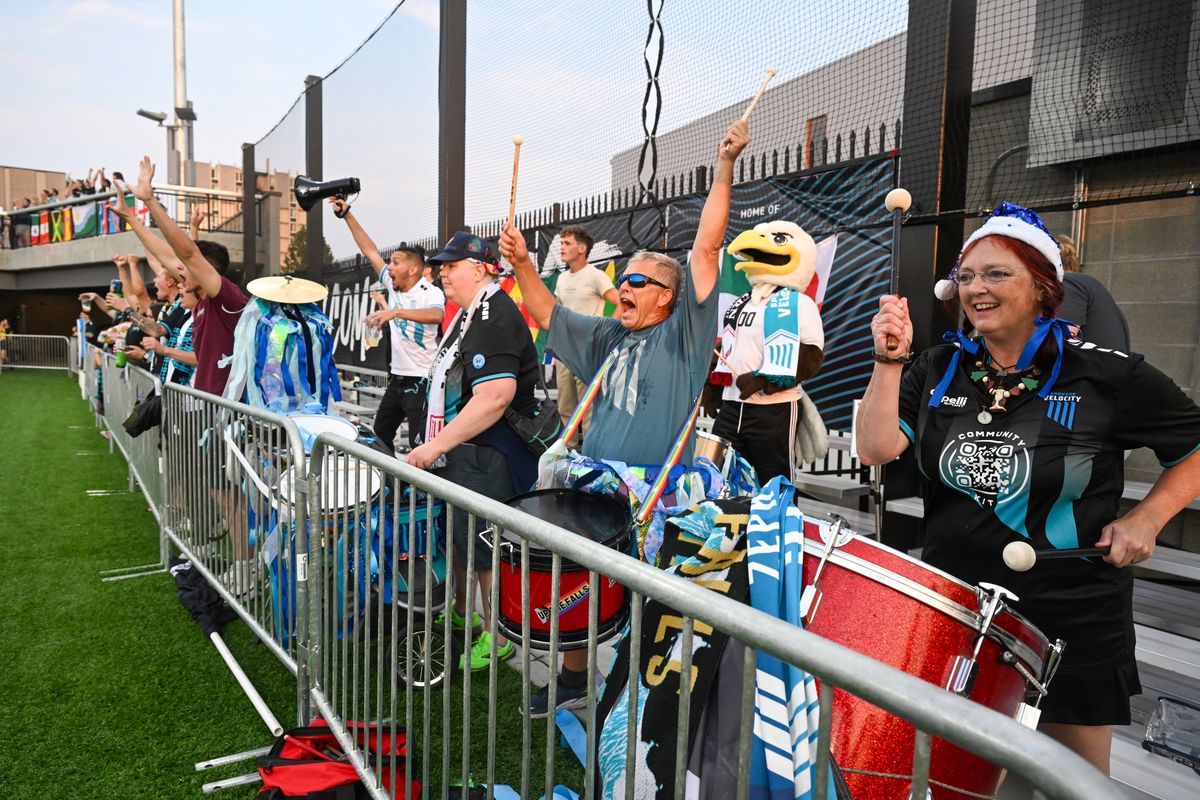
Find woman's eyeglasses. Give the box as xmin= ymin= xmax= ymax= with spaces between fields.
xmin=952 ymin=269 xmax=1016 ymax=286
xmin=617 ymin=272 xmax=670 ymax=290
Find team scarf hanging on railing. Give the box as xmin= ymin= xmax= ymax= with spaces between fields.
xmin=221 ymin=299 xmax=340 ymax=414
xmin=746 ymin=477 xmax=837 ymax=800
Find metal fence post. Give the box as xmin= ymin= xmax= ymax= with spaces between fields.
xmin=304 ymin=74 xmax=324 ymax=283
xmin=242 ymin=142 xmax=258 ymax=283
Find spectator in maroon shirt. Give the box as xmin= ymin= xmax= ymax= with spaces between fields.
xmin=110 ymin=157 xmax=255 ymax=597
xmin=112 ymin=156 xmax=247 ymax=395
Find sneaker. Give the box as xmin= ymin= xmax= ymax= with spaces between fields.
xmin=526 ymin=679 xmax=589 ymax=718
xmin=459 ymin=630 xmax=515 ymax=672
xmin=435 ymin=606 xmax=482 ymax=632
xmin=218 ymin=560 xmax=260 ymax=600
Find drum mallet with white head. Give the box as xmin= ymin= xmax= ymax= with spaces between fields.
xmin=1002 ymin=540 xmax=1111 ymax=572
xmin=883 ymin=187 xmax=912 ymax=352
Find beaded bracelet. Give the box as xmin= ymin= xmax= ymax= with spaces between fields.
xmin=872 ymin=350 xmax=914 ymax=365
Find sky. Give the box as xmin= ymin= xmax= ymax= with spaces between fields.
xmin=0 ymin=0 xmax=908 ymax=258
xmin=0 ymin=0 xmax=435 ymax=179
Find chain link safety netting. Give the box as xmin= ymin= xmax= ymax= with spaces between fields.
xmin=967 ymin=0 xmax=1200 ymax=213
xmin=320 ymin=3 xmax=439 ymax=262
xmin=462 ymin=0 xmax=909 ymax=243
xmin=253 ymin=93 xmax=306 ymax=276
xmin=244 ymin=0 xmax=1200 ymax=409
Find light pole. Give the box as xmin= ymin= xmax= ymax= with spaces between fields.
xmin=136 ymin=108 xmax=180 ymax=185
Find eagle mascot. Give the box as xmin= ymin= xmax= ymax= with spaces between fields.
xmin=701 ymin=220 xmax=826 ymax=483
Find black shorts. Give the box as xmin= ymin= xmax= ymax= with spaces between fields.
xmin=1038 ymin=658 xmax=1141 ymax=726
xmin=433 ymin=443 xmax=514 ymax=573
xmin=711 ymin=399 xmax=799 ymax=484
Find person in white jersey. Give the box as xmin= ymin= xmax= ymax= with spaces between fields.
xmin=552 ymin=225 xmax=619 ymax=447
xmin=331 ymin=197 xmax=445 ymax=453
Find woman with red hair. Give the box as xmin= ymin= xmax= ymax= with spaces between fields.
xmin=856 ymin=203 xmax=1200 ymax=773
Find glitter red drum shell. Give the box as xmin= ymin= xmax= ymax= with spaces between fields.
xmin=494 ymin=490 xmax=632 ymax=651
xmin=799 ymin=516 xmax=1050 ymax=800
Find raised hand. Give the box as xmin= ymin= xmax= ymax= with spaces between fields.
xmin=107 ymin=191 xmax=137 ymax=222
xmin=498 ymin=224 xmax=529 ymax=266
xmin=870 ymin=294 xmax=913 ymax=356
xmin=132 ymin=156 xmax=155 ymax=202
xmin=718 ymin=120 xmax=750 ymax=163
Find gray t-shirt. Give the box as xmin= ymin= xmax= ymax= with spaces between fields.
xmin=547 ymin=266 xmax=719 ymax=465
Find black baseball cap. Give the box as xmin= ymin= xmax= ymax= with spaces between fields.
xmin=427 ymin=231 xmax=499 ymax=269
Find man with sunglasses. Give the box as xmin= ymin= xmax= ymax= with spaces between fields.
xmin=499 ymin=119 xmax=750 ymax=716
xmin=332 ymin=197 xmax=445 ymax=453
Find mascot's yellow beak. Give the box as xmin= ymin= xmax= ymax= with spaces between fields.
xmin=727 ymin=221 xmax=812 ymax=278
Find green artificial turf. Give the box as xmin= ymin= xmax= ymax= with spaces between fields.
xmin=0 ymin=370 xmax=584 ymax=798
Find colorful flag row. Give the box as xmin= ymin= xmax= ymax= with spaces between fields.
xmin=24 ymin=196 xmax=147 ymax=246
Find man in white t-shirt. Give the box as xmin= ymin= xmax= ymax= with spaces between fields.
xmin=331 ymin=197 xmax=445 ymax=453
xmin=550 ymin=225 xmax=619 ymax=447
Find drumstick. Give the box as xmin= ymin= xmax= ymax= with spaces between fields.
xmin=507 ymin=135 xmax=523 ymax=228
xmin=883 ymin=187 xmax=912 ymax=352
xmin=713 ymin=347 xmax=740 ymax=378
xmin=1002 ymin=541 xmax=1110 ymax=572
xmin=741 ymin=67 xmax=778 ymax=122
xmin=284 ymin=735 xmax=338 ymax=763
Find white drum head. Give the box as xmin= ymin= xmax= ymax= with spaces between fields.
xmin=289 ymin=413 xmax=358 ymax=448
xmin=276 ymin=455 xmax=382 ymax=515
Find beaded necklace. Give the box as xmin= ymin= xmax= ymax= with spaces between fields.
xmin=969 ymin=350 xmax=1041 ymax=425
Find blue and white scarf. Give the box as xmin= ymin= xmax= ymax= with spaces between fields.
xmin=746 ymin=477 xmax=836 ymax=800
xmin=221 ymin=299 xmax=340 ymax=413
xmin=759 ymin=288 xmax=802 ymax=384
xmin=716 ymin=288 xmax=803 ymax=388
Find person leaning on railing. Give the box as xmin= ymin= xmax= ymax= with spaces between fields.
xmin=499 ymin=118 xmax=749 ymax=718
xmin=111 ymin=156 xmax=252 ymax=595
xmin=142 ymin=288 xmax=199 ymax=387
xmin=405 ymin=232 xmax=540 ymax=674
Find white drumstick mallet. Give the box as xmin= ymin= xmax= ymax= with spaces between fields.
xmin=883 ymin=187 xmax=913 ymax=352
xmin=1002 ymin=540 xmax=1111 ymax=572
xmin=507 ymin=135 xmax=524 ymax=228
xmin=741 ymin=67 xmax=778 ymax=122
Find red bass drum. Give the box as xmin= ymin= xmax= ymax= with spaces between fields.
xmin=799 ymin=516 xmax=1050 ymax=800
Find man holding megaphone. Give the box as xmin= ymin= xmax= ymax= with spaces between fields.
xmin=329 ymin=195 xmax=445 ymax=454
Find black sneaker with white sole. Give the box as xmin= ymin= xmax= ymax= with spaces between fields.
xmin=525 ymin=680 xmax=589 ymax=718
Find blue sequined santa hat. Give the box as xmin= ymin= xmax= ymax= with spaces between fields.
xmin=933 ymin=202 xmax=1063 ymax=300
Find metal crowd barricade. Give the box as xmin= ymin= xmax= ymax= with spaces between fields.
xmin=97 ymin=353 xmax=162 ymax=504
xmin=81 ymin=341 xmax=101 ymax=408
xmin=300 ymin=435 xmax=1122 ymax=800
xmin=0 ymin=334 xmax=71 ymax=371
xmin=160 ymin=383 xmax=311 ymax=702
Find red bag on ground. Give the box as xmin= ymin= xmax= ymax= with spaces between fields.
xmin=257 ymin=718 xmax=421 ymax=799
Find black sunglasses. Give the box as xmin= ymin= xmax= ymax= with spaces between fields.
xmin=617 ymin=272 xmax=669 ymax=290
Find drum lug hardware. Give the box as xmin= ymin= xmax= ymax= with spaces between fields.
xmin=1032 ymin=639 xmax=1066 ymax=709
xmin=951 ymin=582 xmax=1017 ymax=697
xmin=477 ymin=526 xmax=511 ymax=557
xmin=1001 ymin=651 xmax=1050 ymax=698
xmin=945 ymin=654 xmax=978 ymax=696
xmin=800 ymin=517 xmax=848 ymax=625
